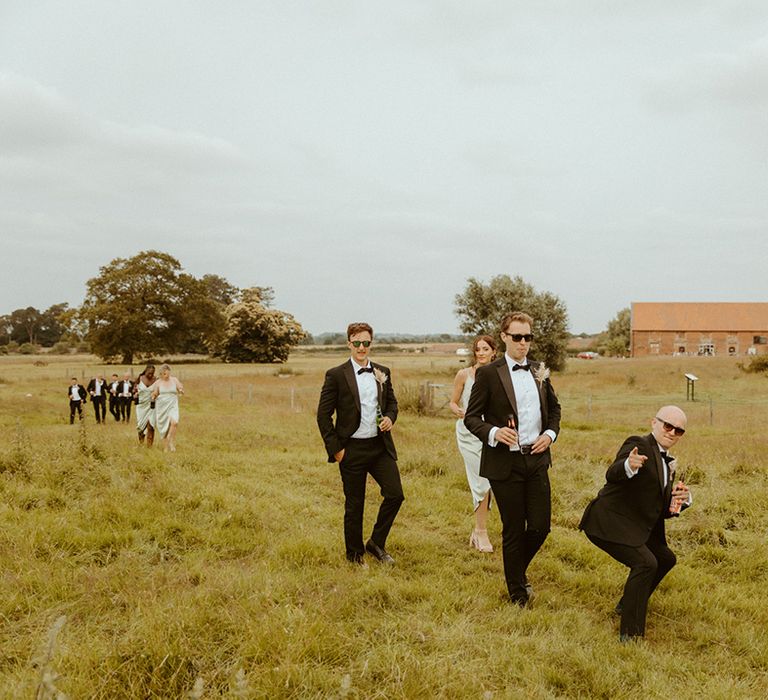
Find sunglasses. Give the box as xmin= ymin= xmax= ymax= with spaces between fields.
xmin=504 ymin=333 xmax=533 ymax=342
xmin=350 ymin=340 xmax=372 ymax=348
xmin=655 ymin=417 xmax=685 ymax=436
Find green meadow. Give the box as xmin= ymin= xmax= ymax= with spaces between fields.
xmin=1 ymin=352 xmax=767 ymax=698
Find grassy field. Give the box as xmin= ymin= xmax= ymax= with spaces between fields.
xmin=1 ymin=352 xmax=767 ymax=698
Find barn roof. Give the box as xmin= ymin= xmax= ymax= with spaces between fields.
xmin=631 ymin=302 xmax=768 ymax=332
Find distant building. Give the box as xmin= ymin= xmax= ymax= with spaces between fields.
xmin=631 ymin=302 xmax=768 ymax=357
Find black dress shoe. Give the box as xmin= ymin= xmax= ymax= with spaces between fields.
xmin=509 ymin=595 xmax=530 ymax=608
xmin=365 ymin=539 xmax=395 ymax=565
xmin=347 ymin=553 xmax=366 ymax=565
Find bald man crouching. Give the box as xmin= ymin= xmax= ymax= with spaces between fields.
xmin=579 ymin=406 xmax=692 ymax=641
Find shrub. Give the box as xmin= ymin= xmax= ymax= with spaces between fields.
xmin=740 ymin=355 xmax=768 ymax=374
xmin=18 ymin=342 xmax=38 ymax=355
xmin=49 ymin=341 xmax=75 ymax=355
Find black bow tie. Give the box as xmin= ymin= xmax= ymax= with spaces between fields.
xmin=662 ymin=452 xmax=674 ymax=465
xmin=512 ymin=364 xmax=530 ymax=372
xmin=357 ymin=367 xmax=374 ymax=375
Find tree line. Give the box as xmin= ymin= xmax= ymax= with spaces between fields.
xmin=2 ymin=253 xmax=631 ymax=366
xmin=2 ymin=251 xmax=307 ymax=364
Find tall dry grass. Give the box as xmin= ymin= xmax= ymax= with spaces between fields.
xmin=0 ymin=353 xmax=766 ymax=697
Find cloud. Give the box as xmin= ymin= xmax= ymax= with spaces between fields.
xmin=647 ymin=34 xmax=768 ymax=111
xmin=0 ymin=72 xmax=246 ymax=171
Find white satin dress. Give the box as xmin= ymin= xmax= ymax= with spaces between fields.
xmin=455 ymin=373 xmax=492 ymax=510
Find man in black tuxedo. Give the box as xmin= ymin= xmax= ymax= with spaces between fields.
xmin=87 ymin=374 xmax=108 ymax=423
xmin=108 ymin=374 xmax=121 ymax=421
xmin=67 ymin=377 xmax=87 ymax=424
xmin=118 ymin=372 xmax=134 ymax=422
xmin=579 ymin=405 xmax=691 ymax=641
xmin=317 ymin=322 xmax=404 ymax=565
xmin=465 ymin=311 xmax=561 ymax=606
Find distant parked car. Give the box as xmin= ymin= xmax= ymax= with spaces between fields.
xmin=456 ymin=348 xmax=471 ymax=356
xmin=576 ymin=351 xmax=599 ymax=359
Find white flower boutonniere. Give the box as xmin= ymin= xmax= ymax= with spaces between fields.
xmin=533 ymin=362 xmax=550 ymax=388
xmin=373 ymin=367 xmax=388 ymax=426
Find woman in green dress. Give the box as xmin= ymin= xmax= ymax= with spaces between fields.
xmin=150 ymin=363 xmax=184 ymax=452
xmin=134 ymin=364 xmax=156 ymax=447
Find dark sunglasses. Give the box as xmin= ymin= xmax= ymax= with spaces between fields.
xmin=350 ymin=340 xmax=371 ymax=348
xmin=655 ymin=417 xmax=685 ymax=436
xmin=504 ymin=333 xmax=533 ymax=342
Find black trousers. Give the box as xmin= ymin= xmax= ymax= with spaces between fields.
xmin=338 ymin=436 xmax=404 ymax=560
xmin=109 ymin=396 xmax=120 ymax=421
xmin=91 ymin=396 xmax=107 ymax=423
xmin=69 ymin=400 xmax=84 ymax=424
xmin=119 ymin=396 xmax=132 ymax=421
xmin=587 ymin=519 xmax=676 ymax=637
xmin=489 ymin=452 xmax=551 ymax=603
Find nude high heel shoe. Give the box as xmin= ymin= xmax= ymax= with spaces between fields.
xmin=469 ymin=529 xmax=494 ymax=553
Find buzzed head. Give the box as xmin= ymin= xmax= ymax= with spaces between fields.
xmin=652 ymin=405 xmax=687 ymax=450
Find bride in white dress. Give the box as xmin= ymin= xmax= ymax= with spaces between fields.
xmin=449 ymin=335 xmax=497 ymax=552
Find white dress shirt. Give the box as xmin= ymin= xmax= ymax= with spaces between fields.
xmin=350 ymin=358 xmax=379 ymax=439
xmin=488 ymin=355 xmax=557 ymax=449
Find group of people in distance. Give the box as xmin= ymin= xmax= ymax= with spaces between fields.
xmin=67 ymin=363 xmax=184 ymax=452
xmin=68 ymin=372 xmax=134 ymax=424
xmin=317 ymin=315 xmax=692 ymax=643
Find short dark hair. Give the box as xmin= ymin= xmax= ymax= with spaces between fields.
xmin=500 ymin=311 xmax=533 ymax=333
xmin=347 ymin=322 xmax=374 ymax=340
xmin=71 ymin=377 xmax=77 ymax=381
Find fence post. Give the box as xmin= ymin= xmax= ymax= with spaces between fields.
xmin=419 ymin=382 xmax=431 ymax=412
xmin=709 ymin=397 xmax=714 ymax=426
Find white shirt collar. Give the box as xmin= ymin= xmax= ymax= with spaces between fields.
xmin=350 ymin=358 xmax=371 ymax=372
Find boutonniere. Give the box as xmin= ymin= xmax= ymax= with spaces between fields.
xmin=373 ymin=368 xmax=388 ymax=386
xmin=373 ymin=367 xmax=388 ymax=427
xmin=533 ymin=362 xmax=550 ymax=388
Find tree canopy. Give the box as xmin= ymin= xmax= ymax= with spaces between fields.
xmin=0 ymin=303 xmax=70 ymax=347
xmin=601 ymin=307 xmax=631 ymax=357
xmin=454 ymin=275 xmax=569 ymax=371
xmin=211 ymin=287 xmax=307 ymax=363
xmin=79 ymin=251 xmax=228 ymax=363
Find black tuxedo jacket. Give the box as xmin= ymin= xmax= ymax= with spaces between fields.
xmin=464 ymin=357 xmax=561 ymax=480
xmin=579 ymin=433 xmax=681 ymax=547
xmin=87 ymin=379 xmax=108 ymax=398
xmin=317 ymin=360 xmax=398 ymax=463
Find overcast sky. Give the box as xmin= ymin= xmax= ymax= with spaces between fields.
xmin=2 ymin=1 xmax=766 ymax=334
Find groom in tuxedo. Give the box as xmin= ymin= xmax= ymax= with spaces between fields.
xmin=579 ymin=405 xmax=691 ymax=641
xmin=464 ymin=311 xmax=561 ymax=606
xmin=317 ymin=322 xmax=404 ymax=565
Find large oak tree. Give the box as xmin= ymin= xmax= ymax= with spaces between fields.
xmin=79 ymin=251 xmax=226 ymax=363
